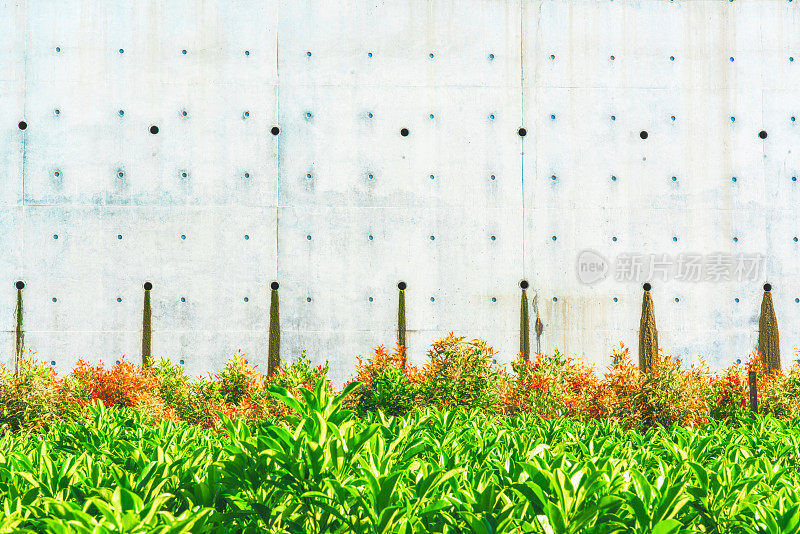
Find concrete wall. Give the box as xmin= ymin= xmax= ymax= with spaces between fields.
xmin=2 ymin=0 xmax=799 ymax=384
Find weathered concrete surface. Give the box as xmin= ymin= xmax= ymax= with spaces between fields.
xmin=2 ymin=0 xmax=799 ymax=384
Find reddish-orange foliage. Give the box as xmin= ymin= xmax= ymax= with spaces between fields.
xmin=3 ymin=339 xmax=800 ymax=432
xmin=70 ymin=357 xmax=157 ymax=407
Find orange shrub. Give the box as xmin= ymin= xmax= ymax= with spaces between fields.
xmin=502 ymin=350 xmax=607 ymax=420
xmin=4 ymin=338 xmax=800 ymax=432
xmin=65 ymin=357 xmax=177 ymax=424
xmin=604 ymin=344 xmax=711 ymax=430
xmin=347 ymin=344 xmax=420 ymax=416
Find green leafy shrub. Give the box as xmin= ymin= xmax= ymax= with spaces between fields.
xmin=150 ymin=356 xmax=201 ymax=422
xmin=268 ymin=349 xmax=329 ymax=391
xmin=608 ymin=348 xmax=711 ymax=430
xmin=349 ymin=344 xmax=419 ymax=416
xmin=217 ymin=350 xmax=260 ymax=405
xmin=708 ymin=364 xmax=749 ymax=421
xmin=417 ymin=333 xmax=504 ymax=412
xmin=0 ymin=351 xmax=66 ymax=431
xmin=251 ymin=350 xmax=331 ymax=419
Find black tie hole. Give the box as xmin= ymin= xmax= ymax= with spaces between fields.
xmin=758 ymin=130 xmax=768 ymax=139
xmin=518 ymin=127 xmax=527 ymax=137
xmin=271 ymin=126 xmax=280 ymax=135
xmin=520 ymin=280 xmax=529 ymax=289
xmin=640 ymin=130 xmax=648 ymax=139
xmin=764 ymin=283 xmax=772 ymax=291
xmin=149 ymin=125 xmax=159 ymax=134
xmin=270 ymin=281 xmax=279 ymax=290
xmin=18 ymin=121 xmax=27 ymax=130
xmin=15 ymin=281 xmax=24 ymax=289
xmin=643 ymin=282 xmax=652 ymax=291
xmin=400 ymin=128 xmax=409 ymax=136
xmin=398 ymin=281 xmax=407 ymax=290
xmin=143 ymin=282 xmax=153 ymax=291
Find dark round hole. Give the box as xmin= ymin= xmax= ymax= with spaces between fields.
xmin=518 ymin=127 xmax=527 ymax=137
xmin=643 ymin=282 xmax=652 ymax=291
xmin=18 ymin=121 xmax=27 ymax=130
xmin=270 ymin=281 xmax=279 ymax=290
xmin=15 ymin=281 xmax=24 ymax=289
xmin=271 ymin=126 xmax=280 ymax=135
xmin=400 ymin=128 xmax=409 ymax=136
xmin=520 ymin=280 xmax=529 ymax=289
xmin=640 ymin=131 xmax=648 ymax=139
xmin=398 ymin=281 xmax=407 ymax=290
xmin=150 ymin=125 xmax=159 ymax=134
xmin=759 ymin=130 xmax=768 ymax=139
xmin=143 ymin=282 xmax=153 ymax=291
xmin=764 ymin=283 xmax=772 ymax=291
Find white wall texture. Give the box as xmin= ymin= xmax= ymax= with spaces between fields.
xmin=2 ymin=0 xmax=799 ymax=384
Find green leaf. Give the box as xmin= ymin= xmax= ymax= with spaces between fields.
xmin=650 ymin=519 xmax=682 ymax=534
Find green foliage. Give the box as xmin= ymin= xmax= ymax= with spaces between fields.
xmin=623 ymin=356 xmax=711 ymax=429
xmin=218 ymin=350 xmax=259 ymax=405
xmin=269 ymin=349 xmax=329 ymax=391
xmin=151 ymin=357 xmax=196 ymax=422
xmin=351 ymin=345 xmax=419 ymax=417
xmin=3 ymin=385 xmax=800 ymax=532
xmin=418 ymin=333 xmax=503 ymax=412
xmin=0 ymin=352 xmax=65 ymax=432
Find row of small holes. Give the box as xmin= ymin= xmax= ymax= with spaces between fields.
xmin=21 ymin=279 xmax=784 ymax=306
xmin=40 ymin=293 xmax=800 ymax=304
xmin=523 ymin=128 xmax=771 ymax=139
xmin=16 ymin=119 xmax=778 ymax=141
xmin=18 ymin=122 xmax=281 ymax=136
xmin=47 ymin=297 xmax=800 ymax=304
xmin=44 ymin=46 xmax=800 ymax=63
xmin=547 ymin=53 xmax=799 ymax=63
xmin=50 ymin=48 xmax=506 ymax=60
xmin=36 ymin=110 xmax=800 ymax=124
xmin=45 ymin=234 xmax=798 ymax=243
xmin=49 ymin=169 xmax=800 ymax=184
xmin=46 ymin=230 xmax=800 ymax=243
